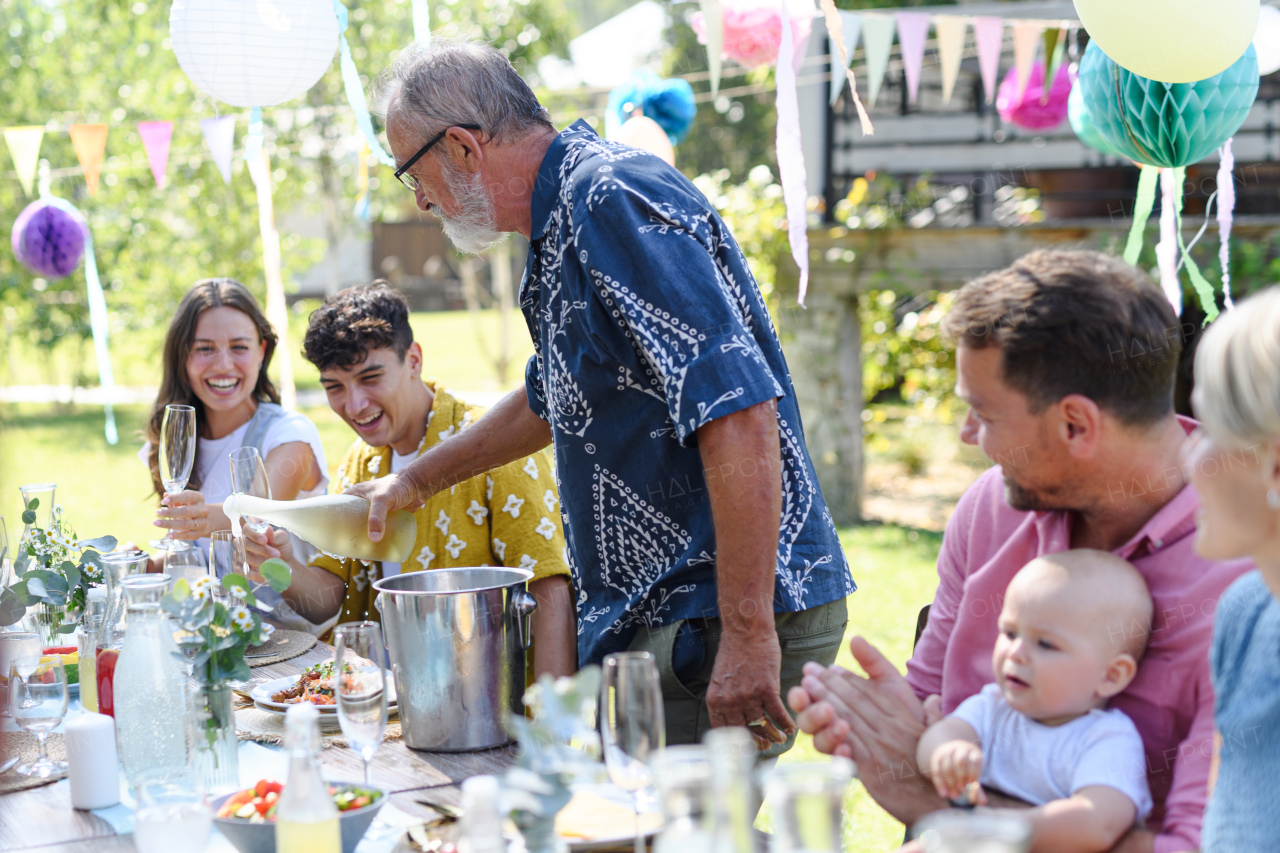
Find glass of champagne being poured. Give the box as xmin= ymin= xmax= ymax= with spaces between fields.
xmin=602 ymin=651 xmax=665 ymax=853
xmin=150 ymin=405 xmax=197 ymax=551
xmin=334 ymin=622 xmax=389 ymax=786
xmin=228 ymin=446 xmax=272 ymax=538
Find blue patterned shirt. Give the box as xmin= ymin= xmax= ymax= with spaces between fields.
xmin=521 ymin=120 xmax=855 ymax=666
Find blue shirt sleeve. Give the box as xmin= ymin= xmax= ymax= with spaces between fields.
xmin=524 ymin=353 xmax=549 ymax=422
xmin=568 ymin=174 xmax=784 ymax=445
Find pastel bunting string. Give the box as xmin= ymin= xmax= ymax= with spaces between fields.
xmin=776 ymin=0 xmax=810 ymax=306
xmin=334 ymin=0 xmax=396 ymax=167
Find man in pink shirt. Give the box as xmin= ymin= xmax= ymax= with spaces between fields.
xmin=789 ymin=250 xmax=1251 ymax=852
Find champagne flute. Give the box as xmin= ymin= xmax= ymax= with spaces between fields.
xmin=334 ymin=622 xmax=388 ymax=785
xmin=150 ymin=405 xmax=197 ymax=551
xmin=602 ymin=651 xmax=665 ymax=853
xmin=10 ymin=655 xmax=70 ymax=777
xmin=209 ymin=531 xmax=236 ymax=604
xmin=228 ymin=446 xmax=272 ymax=536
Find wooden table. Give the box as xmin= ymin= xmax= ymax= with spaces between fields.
xmin=0 ymin=643 xmax=517 ymax=853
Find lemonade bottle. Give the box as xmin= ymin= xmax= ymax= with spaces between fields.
xmin=275 ymin=704 xmax=341 ymax=853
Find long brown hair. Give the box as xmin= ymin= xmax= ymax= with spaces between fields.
xmin=146 ymin=279 xmax=280 ymax=497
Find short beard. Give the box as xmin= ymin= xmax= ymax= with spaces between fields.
xmin=1002 ymin=472 xmax=1069 ymax=513
xmin=434 ymin=156 xmax=507 ymax=255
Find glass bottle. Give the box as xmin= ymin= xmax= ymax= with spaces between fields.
xmin=705 ymin=727 xmax=761 ymax=853
xmin=653 ymin=745 xmax=713 ymax=853
xmin=77 ymin=587 xmax=108 ymax=713
xmin=458 ymin=775 xmax=507 ymax=853
xmin=95 ymin=551 xmax=149 ymax=718
xmin=761 ymin=759 xmax=854 ymax=853
xmin=275 ymin=703 xmax=341 ymax=853
xmin=222 ymin=493 xmax=417 ymax=563
xmin=113 ymin=574 xmax=188 ymax=791
xmin=17 ymin=483 xmax=55 ymax=547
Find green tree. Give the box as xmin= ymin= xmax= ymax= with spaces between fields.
xmin=0 ymin=0 xmax=572 ymax=387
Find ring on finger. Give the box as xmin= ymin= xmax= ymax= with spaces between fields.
xmin=746 ymin=717 xmax=768 ymax=728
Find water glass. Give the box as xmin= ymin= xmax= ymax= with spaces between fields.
xmin=229 ymin=446 xmax=272 ymax=535
xmin=602 ymin=651 xmax=665 ymax=853
xmin=0 ymin=632 xmax=42 ymax=718
xmin=151 ymin=404 xmax=197 ymax=552
xmin=9 ymin=655 xmax=70 ymax=777
xmin=334 ymin=621 xmax=389 ymax=785
xmin=164 ymin=544 xmax=210 ymax=587
xmin=911 ymin=810 xmax=1034 ymax=853
xmin=652 ymin=745 xmax=713 ymax=853
xmin=762 ymin=759 xmax=855 ymax=853
xmin=134 ymin=776 xmax=213 ymax=853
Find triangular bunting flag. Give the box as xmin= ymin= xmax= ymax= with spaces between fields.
xmin=826 ymin=7 xmax=862 ymax=106
xmin=776 ymin=0 xmax=810 ymax=305
xmin=68 ymin=124 xmax=109 ymax=197
xmin=4 ymin=126 xmax=44 ymax=198
xmin=137 ymin=120 xmax=173 ymax=190
xmin=973 ymin=17 xmax=1003 ymax=104
xmin=1013 ymin=22 xmax=1043 ymax=100
xmin=701 ymin=0 xmax=724 ymax=99
xmin=935 ymin=15 xmax=968 ymax=105
xmin=1041 ymin=27 xmax=1066 ymax=103
xmin=861 ymin=13 xmax=896 ymax=108
xmin=200 ymin=116 xmax=236 ymax=185
xmin=896 ymin=12 xmax=930 ymax=105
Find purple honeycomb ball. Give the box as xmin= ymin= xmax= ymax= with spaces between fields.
xmin=11 ymin=200 xmax=88 ymax=279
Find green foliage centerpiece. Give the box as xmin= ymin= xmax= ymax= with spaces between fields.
xmin=162 ymin=557 xmax=292 ymax=789
xmin=0 ymin=497 xmax=116 ymax=643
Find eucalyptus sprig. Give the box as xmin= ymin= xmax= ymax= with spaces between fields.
xmin=161 ymin=557 xmax=292 ymax=685
xmin=0 ymin=498 xmax=116 ymax=630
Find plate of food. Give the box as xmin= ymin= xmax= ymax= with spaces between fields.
xmin=249 ymin=661 xmax=397 ymax=714
xmin=554 ymin=786 xmax=663 ymax=851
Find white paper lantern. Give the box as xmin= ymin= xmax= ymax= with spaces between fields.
xmin=170 ymin=0 xmax=339 ymax=108
xmin=1255 ymin=5 xmax=1280 ymax=76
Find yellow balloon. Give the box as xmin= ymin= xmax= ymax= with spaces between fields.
xmin=612 ymin=116 xmax=675 ymax=166
xmin=1073 ymin=0 xmax=1259 ymax=83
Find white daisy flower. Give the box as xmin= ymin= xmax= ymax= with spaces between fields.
xmin=262 ymin=623 xmax=276 ymax=639
xmin=229 ymin=605 xmax=254 ymax=631
xmin=230 ymin=585 xmax=248 ymax=600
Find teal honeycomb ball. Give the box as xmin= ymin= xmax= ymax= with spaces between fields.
xmin=1078 ymin=41 xmax=1259 ymax=167
xmin=1068 ymin=83 xmax=1118 ymax=155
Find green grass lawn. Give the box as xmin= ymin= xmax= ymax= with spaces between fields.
xmin=0 ymin=398 xmax=941 ymax=852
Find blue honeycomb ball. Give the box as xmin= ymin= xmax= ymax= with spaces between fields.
xmin=1078 ymin=41 xmax=1258 ymax=168
xmin=1068 ymin=83 xmax=1118 ymax=156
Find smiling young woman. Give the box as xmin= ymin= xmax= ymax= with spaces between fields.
xmin=139 ymin=280 xmax=329 ymax=632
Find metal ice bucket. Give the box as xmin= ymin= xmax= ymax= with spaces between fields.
xmin=373 ymin=567 xmax=537 ymax=751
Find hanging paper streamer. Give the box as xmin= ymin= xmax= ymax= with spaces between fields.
xmin=1124 ymin=165 xmax=1159 ymax=266
xmin=1041 ymin=28 xmax=1066 ymax=104
xmin=819 ymin=2 xmax=873 ymax=135
xmin=936 ymin=15 xmax=968 ymax=105
xmin=68 ymin=125 xmax=108 ymax=197
xmin=1155 ymin=168 xmax=1182 ymax=316
xmin=4 ymin=126 xmax=44 ymax=197
xmin=334 ymin=0 xmax=396 ymax=167
xmin=247 ymin=147 xmax=297 ymax=409
xmin=776 ymin=0 xmax=810 ymax=306
xmin=973 ymin=17 xmax=1003 ymax=105
xmin=1169 ymin=166 xmax=1218 ymax=321
xmin=355 ymin=143 xmax=372 ymax=222
xmin=38 ymin=196 xmax=118 ymax=445
xmin=411 ymin=0 xmax=430 ymax=45
xmin=1217 ymin=139 xmax=1236 ymax=309
xmin=896 ymin=12 xmax=930 ymax=105
xmin=243 ymin=108 xmax=264 ymax=164
xmin=200 ymin=116 xmax=236 ymax=184
xmin=1012 ymin=22 xmax=1043 ymax=99
xmin=700 ymin=0 xmax=724 ymax=99
xmin=861 ymin=13 xmax=895 ymax=108
xmin=137 ymin=121 xmax=173 ymax=190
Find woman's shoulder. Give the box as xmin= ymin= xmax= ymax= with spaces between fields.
xmin=264 ymin=408 xmax=324 ymax=445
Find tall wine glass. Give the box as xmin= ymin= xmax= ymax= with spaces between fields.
xmin=10 ymin=655 xmax=70 ymax=777
xmin=228 ymin=446 xmax=272 ymax=536
xmin=150 ymin=405 xmax=197 ymax=551
xmin=0 ymin=632 xmax=41 ymax=718
xmin=334 ymin=621 xmax=388 ymax=785
xmin=602 ymin=651 xmax=665 ymax=853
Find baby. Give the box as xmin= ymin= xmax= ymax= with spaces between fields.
xmin=917 ymin=549 xmax=1154 ymax=852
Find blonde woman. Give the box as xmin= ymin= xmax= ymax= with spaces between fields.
xmin=1184 ymin=286 xmax=1280 ymax=851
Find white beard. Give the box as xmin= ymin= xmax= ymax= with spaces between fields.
xmin=436 ymin=158 xmax=508 ymax=255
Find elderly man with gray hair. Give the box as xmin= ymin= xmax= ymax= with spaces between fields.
xmin=351 ymin=37 xmax=855 ymax=755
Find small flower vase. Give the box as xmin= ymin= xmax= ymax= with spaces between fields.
xmin=187 ymin=680 xmax=239 ymax=793
xmin=32 ymin=601 xmax=79 ymax=649
xmin=511 ymin=775 xmax=572 ymax=853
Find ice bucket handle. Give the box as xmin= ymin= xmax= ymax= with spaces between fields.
xmin=510 ymin=589 xmax=538 ymax=650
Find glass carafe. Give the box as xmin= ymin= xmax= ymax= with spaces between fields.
xmin=113 ymin=574 xmax=188 ymax=791
xmin=95 ymin=551 xmax=149 ymax=718
xmin=17 ymin=483 xmax=55 ymax=547
xmin=761 ymin=759 xmax=854 ymax=853
xmin=706 ymin=727 xmax=761 ymax=853
xmin=653 ymin=745 xmax=712 ymax=853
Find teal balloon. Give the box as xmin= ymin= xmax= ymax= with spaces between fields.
xmin=1078 ymin=41 xmax=1259 ymax=167
xmin=1068 ymin=83 xmax=1118 ymax=155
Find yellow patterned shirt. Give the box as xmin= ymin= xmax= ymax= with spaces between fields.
xmin=313 ymin=379 xmax=570 ymax=627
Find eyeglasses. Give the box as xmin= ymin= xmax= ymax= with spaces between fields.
xmin=394 ymin=124 xmax=483 ymax=192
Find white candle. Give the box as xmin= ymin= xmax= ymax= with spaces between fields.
xmin=65 ymin=712 xmax=120 ymax=810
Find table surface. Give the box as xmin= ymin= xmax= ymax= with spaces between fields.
xmin=0 ymin=643 xmax=517 ymax=853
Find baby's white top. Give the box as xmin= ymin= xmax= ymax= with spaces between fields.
xmin=952 ymin=683 xmax=1153 ymax=820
